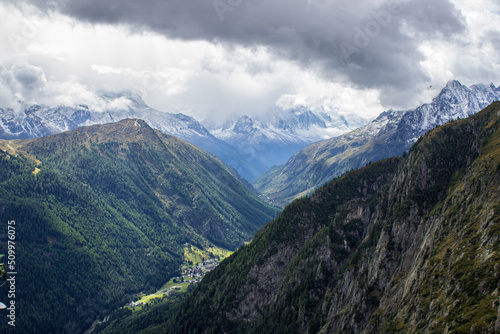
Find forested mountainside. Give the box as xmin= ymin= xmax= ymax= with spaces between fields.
xmin=107 ymin=102 xmax=500 ymax=333
xmin=254 ymin=80 xmax=500 ymax=207
xmin=0 ymin=119 xmax=276 ymax=333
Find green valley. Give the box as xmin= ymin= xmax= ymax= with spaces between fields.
xmin=0 ymin=119 xmax=276 ymax=333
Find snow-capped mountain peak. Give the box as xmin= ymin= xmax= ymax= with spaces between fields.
xmin=397 ymin=80 xmax=500 ymax=144
xmin=204 ymin=106 xmax=369 ymax=174
xmin=253 ymin=80 xmax=500 ymax=207
xmin=233 ymin=116 xmax=255 ymax=135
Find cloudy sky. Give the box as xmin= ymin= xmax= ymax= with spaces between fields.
xmin=0 ymin=0 xmax=499 ymax=123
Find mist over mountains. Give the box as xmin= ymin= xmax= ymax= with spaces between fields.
xmin=205 ymin=106 xmax=367 ymax=177
xmin=1 ymin=80 xmax=498 ymax=189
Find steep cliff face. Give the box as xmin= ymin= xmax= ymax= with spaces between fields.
xmin=360 ymin=110 xmax=500 ymax=333
xmin=151 ymin=102 xmax=500 ymax=334
xmin=320 ymin=104 xmax=499 ymax=333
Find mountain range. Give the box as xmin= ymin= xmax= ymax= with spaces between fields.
xmin=205 ymin=107 xmax=367 ymax=178
xmin=1 ymin=82 xmax=499 ymax=333
xmin=0 ymin=119 xmax=276 ymax=333
xmin=253 ymin=81 xmax=500 ymax=207
xmin=3 ymin=81 xmax=496 ymax=187
xmin=100 ymin=101 xmax=500 ymax=334
xmin=0 ymin=96 xmax=261 ymax=181
xmin=0 ymin=97 xmax=364 ymax=181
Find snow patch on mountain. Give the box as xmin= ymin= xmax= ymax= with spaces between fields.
xmin=205 ymin=106 xmax=369 ymax=168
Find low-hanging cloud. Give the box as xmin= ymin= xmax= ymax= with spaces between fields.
xmin=9 ymin=0 xmax=466 ymax=106
xmin=0 ymin=61 xmax=150 ymax=113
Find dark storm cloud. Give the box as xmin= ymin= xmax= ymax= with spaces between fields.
xmin=10 ymin=0 xmax=466 ymax=97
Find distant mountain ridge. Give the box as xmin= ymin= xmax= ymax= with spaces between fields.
xmin=253 ymin=80 xmax=500 ymax=207
xmin=2 ymin=81 xmax=498 ymax=185
xmin=0 ymin=97 xmax=366 ymax=181
xmin=0 ymin=96 xmax=263 ymax=180
xmin=396 ymin=81 xmax=500 ymax=145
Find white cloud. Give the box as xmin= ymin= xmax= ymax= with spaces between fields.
xmin=40 ymin=80 xmax=102 ymax=110
xmin=275 ymin=82 xmax=381 ymax=121
xmin=106 ymin=96 xmax=133 ymax=110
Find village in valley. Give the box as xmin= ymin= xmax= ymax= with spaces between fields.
xmin=182 ymin=257 xmax=219 ymax=282
xmin=127 ymin=253 xmax=224 ymax=309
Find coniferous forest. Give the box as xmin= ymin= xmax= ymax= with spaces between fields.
xmin=96 ymin=102 xmax=500 ymax=334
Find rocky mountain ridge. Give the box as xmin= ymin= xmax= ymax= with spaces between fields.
xmin=253 ymin=80 xmax=500 ymax=207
